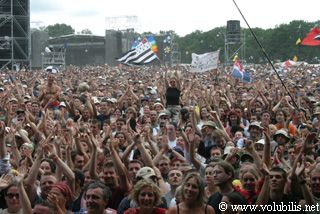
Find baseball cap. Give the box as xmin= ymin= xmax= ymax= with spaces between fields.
xmin=273 ymin=129 xmax=290 ymax=141
xmin=9 ymin=97 xmax=18 ymax=103
xmin=158 ymin=110 xmax=171 ymax=118
xmin=107 ymin=98 xmax=117 ymax=104
xmin=59 ymin=102 xmax=66 ymax=108
xmin=249 ymin=121 xmax=263 ymax=131
xmin=202 ymin=121 xmax=217 ymax=129
xmin=240 ymin=153 xmax=254 ymax=163
xmin=141 ymin=96 xmax=149 ymax=102
xmin=255 ymin=139 xmax=265 ymax=145
xmin=136 ymin=167 xmax=156 ymax=180
xmin=15 ymin=129 xmax=29 ymax=138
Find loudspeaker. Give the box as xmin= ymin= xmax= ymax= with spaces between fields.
xmin=226 ymin=20 xmax=241 ymax=44
xmin=31 ymin=31 xmax=49 ymax=68
xmin=105 ymin=30 xmax=122 ymax=66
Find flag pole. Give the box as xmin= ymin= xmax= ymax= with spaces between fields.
xmin=232 ymin=0 xmax=299 ymax=110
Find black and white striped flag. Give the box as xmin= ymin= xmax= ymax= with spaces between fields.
xmin=117 ymin=38 xmax=158 ymax=65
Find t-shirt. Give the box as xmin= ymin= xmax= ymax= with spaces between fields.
xmin=208 ymin=192 xmax=223 ymax=214
xmin=208 ymin=190 xmax=249 ymax=214
xmin=165 ymin=87 xmax=181 ymax=106
xmin=108 ymin=186 xmax=127 ymax=210
xmin=252 ymin=193 xmax=299 ymax=214
xmin=0 ymin=209 xmax=22 ymax=214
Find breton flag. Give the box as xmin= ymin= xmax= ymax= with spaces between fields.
xmin=301 ymin=28 xmax=320 ymax=46
xmin=190 ymin=50 xmax=220 ymax=73
xmin=231 ymin=59 xmax=251 ymax=83
xmin=117 ymin=38 xmax=158 ymax=65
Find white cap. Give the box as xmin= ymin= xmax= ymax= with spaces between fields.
xmin=59 ymin=102 xmax=66 ymax=107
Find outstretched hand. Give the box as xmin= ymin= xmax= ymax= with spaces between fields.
xmin=0 ymin=174 xmax=13 ymax=189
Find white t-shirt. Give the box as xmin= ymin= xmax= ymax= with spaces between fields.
xmin=0 ymin=209 xmax=22 ymax=214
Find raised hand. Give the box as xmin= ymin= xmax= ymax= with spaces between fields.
xmin=47 ymin=191 xmax=62 ymax=211
xmin=262 ymin=126 xmax=271 ymax=143
xmin=295 ymin=161 xmax=305 ymax=178
xmin=0 ymin=173 xmax=13 ymax=189
xmin=0 ymin=121 xmax=6 ymax=136
xmin=260 ymin=163 xmax=271 ymax=177
xmin=244 ymin=139 xmax=254 ymax=153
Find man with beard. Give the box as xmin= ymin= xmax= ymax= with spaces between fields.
xmin=83 ymin=181 xmax=116 ymax=214
xmin=197 ymin=121 xmax=217 ymax=159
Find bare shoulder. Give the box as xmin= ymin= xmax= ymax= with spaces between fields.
xmin=206 ymin=204 xmax=216 ymax=214
xmin=166 ymin=205 xmax=178 ymax=214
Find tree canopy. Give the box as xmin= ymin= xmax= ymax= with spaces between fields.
xmin=45 ymin=23 xmax=75 ymax=37
xmin=176 ymin=20 xmax=320 ymax=64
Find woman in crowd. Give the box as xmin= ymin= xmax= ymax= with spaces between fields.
xmin=164 ymin=70 xmax=181 ymax=124
xmin=204 ymin=163 xmax=218 ymax=198
xmin=46 ymin=181 xmax=73 ymax=214
xmin=166 ymin=172 xmax=215 ymax=214
xmin=238 ymin=167 xmax=261 ymax=204
xmin=124 ymin=179 xmax=166 ymax=214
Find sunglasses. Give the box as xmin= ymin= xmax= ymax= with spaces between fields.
xmin=6 ymin=193 xmax=19 ymax=199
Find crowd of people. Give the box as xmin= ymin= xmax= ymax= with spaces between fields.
xmin=0 ymin=62 xmax=320 ymax=214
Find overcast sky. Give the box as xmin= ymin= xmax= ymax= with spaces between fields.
xmin=30 ymin=0 xmax=319 ymax=36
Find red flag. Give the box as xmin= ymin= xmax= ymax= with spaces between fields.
xmin=301 ymin=28 xmax=320 ymax=46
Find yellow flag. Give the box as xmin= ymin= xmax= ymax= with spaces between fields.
xmin=293 ymin=55 xmax=298 ymax=62
xmin=232 ymin=55 xmax=238 ymax=62
xmin=296 ymin=38 xmax=301 ymax=45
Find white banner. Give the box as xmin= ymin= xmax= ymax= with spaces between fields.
xmin=191 ymin=50 xmax=220 ymax=73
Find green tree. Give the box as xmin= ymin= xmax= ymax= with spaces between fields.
xmin=80 ymin=29 xmax=92 ymax=34
xmin=45 ymin=23 xmax=75 ymax=37
xmin=176 ymin=20 xmax=320 ymax=64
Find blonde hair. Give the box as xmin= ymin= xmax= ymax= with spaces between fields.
xmin=129 ymin=179 xmax=162 ymax=206
xmin=181 ymin=172 xmax=207 ymax=205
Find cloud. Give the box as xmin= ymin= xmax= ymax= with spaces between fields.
xmin=68 ymin=8 xmax=103 ymax=17
xmin=30 ymin=0 xmax=62 ymax=13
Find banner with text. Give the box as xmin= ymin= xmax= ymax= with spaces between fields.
xmin=191 ymin=50 xmax=220 ymax=73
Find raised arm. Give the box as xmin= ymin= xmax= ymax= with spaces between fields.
xmin=16 ymin=171 xmax=33 ymax=214
xmin=188 ymin=132 xmax=202 ymax=171
xmin=210 ymin=111 xmax=232 ymax=142
xmin=263 ymin=128 xmax=271 ymax=168
xmin=47 ymin=143 xmax=75 ymax=193
xmin=135 ymin=134 xmax=154 ymax=167
xmin=88 ymin=135 xmax=99 ymax=180
xmin=295 ymin=157 xmax=315 ymax=205
xmin=256 ymin=164 xmax=270 ymax=205
xmin=0 ymin=121 xmax=7 ymax=159
xmin=109 ymin=137 xmax=131 ymax=192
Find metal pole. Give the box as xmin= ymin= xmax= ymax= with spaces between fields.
xmin=11 ymin=0 xmax=13 ymax=71
xmin=224 ymin=34 xmax=227 ymax=66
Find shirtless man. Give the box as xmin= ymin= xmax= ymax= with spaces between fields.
xmin=39 ymin=73 xmax=61 ymax=107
